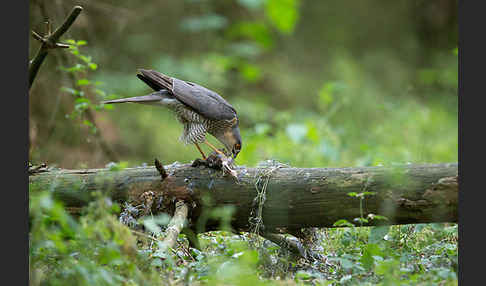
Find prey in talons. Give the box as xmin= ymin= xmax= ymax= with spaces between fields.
xmin=191 ymin=148 xmax=238 ymax=178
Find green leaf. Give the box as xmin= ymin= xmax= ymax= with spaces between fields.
xmin=354 ymin=217 xmax=369 ymax=224
xmin=295 ymin=271 xmax=312 ymax=281
xmin=333 ymin=219 xmax=354 ymax=227
xmin=65 ymin=63 xmax=86 ymax=73
xmin=75 ymin=98 xmax=90 ymax=104
xmin=360 ymin=243 xmax=383 ymax=270
xmin=88 ymin=63 xmax=98 ymax=70
xmin=79 ymin=55 xmax=92 ymax=63
xmin=60 ymin=87 xmax=79 ymax=96
xmin=305 ymin=122 xmax=320 ymax=143
xmin=318 ymin=83 xmax=335 ymax=107
xmin=369 ymin=225 xmax=390 ymax=244
xmin=76 ymin=79 xmax=91 ymax=86
xmin=228 ymin=22 xmax=274 ymax=49
xmin=239 ymin=63 xmax=262 ymax=82
xmin=265 ymin=0 xmax=300 ymax=34
xmin=102 ymin=104 xmax=114 ymax=110
xmin=367 ymin=214 xmax=388 ymax=221
xmin=94 ymin=89 xmax=106 ymax=97
xmin=69 ymin=49 xmax=80 ymax=56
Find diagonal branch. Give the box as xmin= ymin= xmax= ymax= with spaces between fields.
xmin=261 ymin=232 xmax=324 ymax=261
xmin=29 ymin=5 xmax=83 ymax=90
xmin=157 ymin=200 xmax=189 ymax=254
xmin=49 ymin=6 xmax=83 ymax=43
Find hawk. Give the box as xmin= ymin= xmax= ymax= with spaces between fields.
xmin=102 ymin=69 xmax=242 ymax=160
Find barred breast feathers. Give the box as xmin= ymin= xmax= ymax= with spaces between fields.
xmin=169 ymin=98 xmax=237 ymax=145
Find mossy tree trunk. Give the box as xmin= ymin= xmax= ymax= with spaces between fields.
xmin=29 ymin=162 xmax=458 ymax=233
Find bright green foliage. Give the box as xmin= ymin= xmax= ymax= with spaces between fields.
xmin=59 ymin=39 xmax=118 ymax=134
xmin=29 ymin=0 xmax=457 ymax=284
xmin=29 ymin=184 xmax=458 ymax=285
xmin=29 ymin=190 xmax=165 ymax=286
xmin=265 ymin=0 xmax=300 ymax=34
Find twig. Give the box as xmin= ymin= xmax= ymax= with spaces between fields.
xmin=29 ymin=5 xmax=83 ymax=90
xmin=131 ymin=229 xmax=158 ymax=242
xmin=261 ymin=232 xmax=324 ymax=262
xmin=28 ymin=162 xmax=48 ymax=175
xmin=49 ymin=6 xmax=83 ymax=42
xmin=158 ymin=200 xmax=189 ymax=254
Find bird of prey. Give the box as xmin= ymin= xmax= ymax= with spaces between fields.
xmin=102 ymin=69 xmax=242 ymax=160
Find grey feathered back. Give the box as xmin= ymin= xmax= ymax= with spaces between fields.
xmin=138 ymin=69 xmax=237 ymax=121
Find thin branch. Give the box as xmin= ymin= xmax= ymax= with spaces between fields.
xmin=158 ymin=201 xmax=189 ymax=254
xmin=131 ymin=229 xmax=158 ymax=242
xmin=29 ymin=5 xmax=83 ymax=90
xmin=49 ymin=6 xmax=83 ymax=42
xmin=261 ymin=232 xmax=323 ymax=261
xmin=31 ymin=30 xmax=45 ymax=42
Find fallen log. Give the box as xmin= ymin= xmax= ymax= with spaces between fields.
xmin=29 ymin=162 xmax=458 ymax=233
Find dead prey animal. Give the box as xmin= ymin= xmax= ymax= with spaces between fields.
xmin=192 ymin=149 xmax=238 ymax=178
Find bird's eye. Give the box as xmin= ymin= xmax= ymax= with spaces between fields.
xmin=235 ymin=143 xmax=241 ymax=150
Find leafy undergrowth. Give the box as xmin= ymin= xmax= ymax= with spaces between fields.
xmin=29 ymin=188 xmax=458 ymax=286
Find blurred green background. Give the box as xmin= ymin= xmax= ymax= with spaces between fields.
xmin=28 ymin=0 xmax=458 ymax=169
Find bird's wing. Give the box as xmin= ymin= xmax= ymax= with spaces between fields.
xmin=138 ymin=69 xmax=237 ymax=121
xmin=172 ymin=78 xmax=237 ymax=121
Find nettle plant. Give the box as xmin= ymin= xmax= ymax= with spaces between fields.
xmin=60 ymin=39 xmax=117 ymax=133
xmin=333 ymin=191 xmax=388 ymax=228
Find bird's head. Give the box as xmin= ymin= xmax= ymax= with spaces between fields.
xmin=219 ymin=123 xmax=242 ymax=159
xmin=232 ymin=132 xmax=242 ymax=159
xmin=229 ymin=125 xmax=242 ymax=159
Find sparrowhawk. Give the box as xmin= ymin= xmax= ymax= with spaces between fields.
xmin=102 ymin=69 xmax=242 ymax=160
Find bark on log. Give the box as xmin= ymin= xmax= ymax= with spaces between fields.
xmin=29 ymin=162 xmax=458 ymax=232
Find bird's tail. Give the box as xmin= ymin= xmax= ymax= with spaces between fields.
xmin=136 ymin=69 xmax=173 ymax=91
xmin=102 ymin=90 xmax=169 ymax=104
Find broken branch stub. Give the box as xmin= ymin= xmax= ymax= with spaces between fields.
xmin=29 ymin=5 xmax=83 ymax=90
xmin=155 ymin=158 xmax=168 ymax=180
